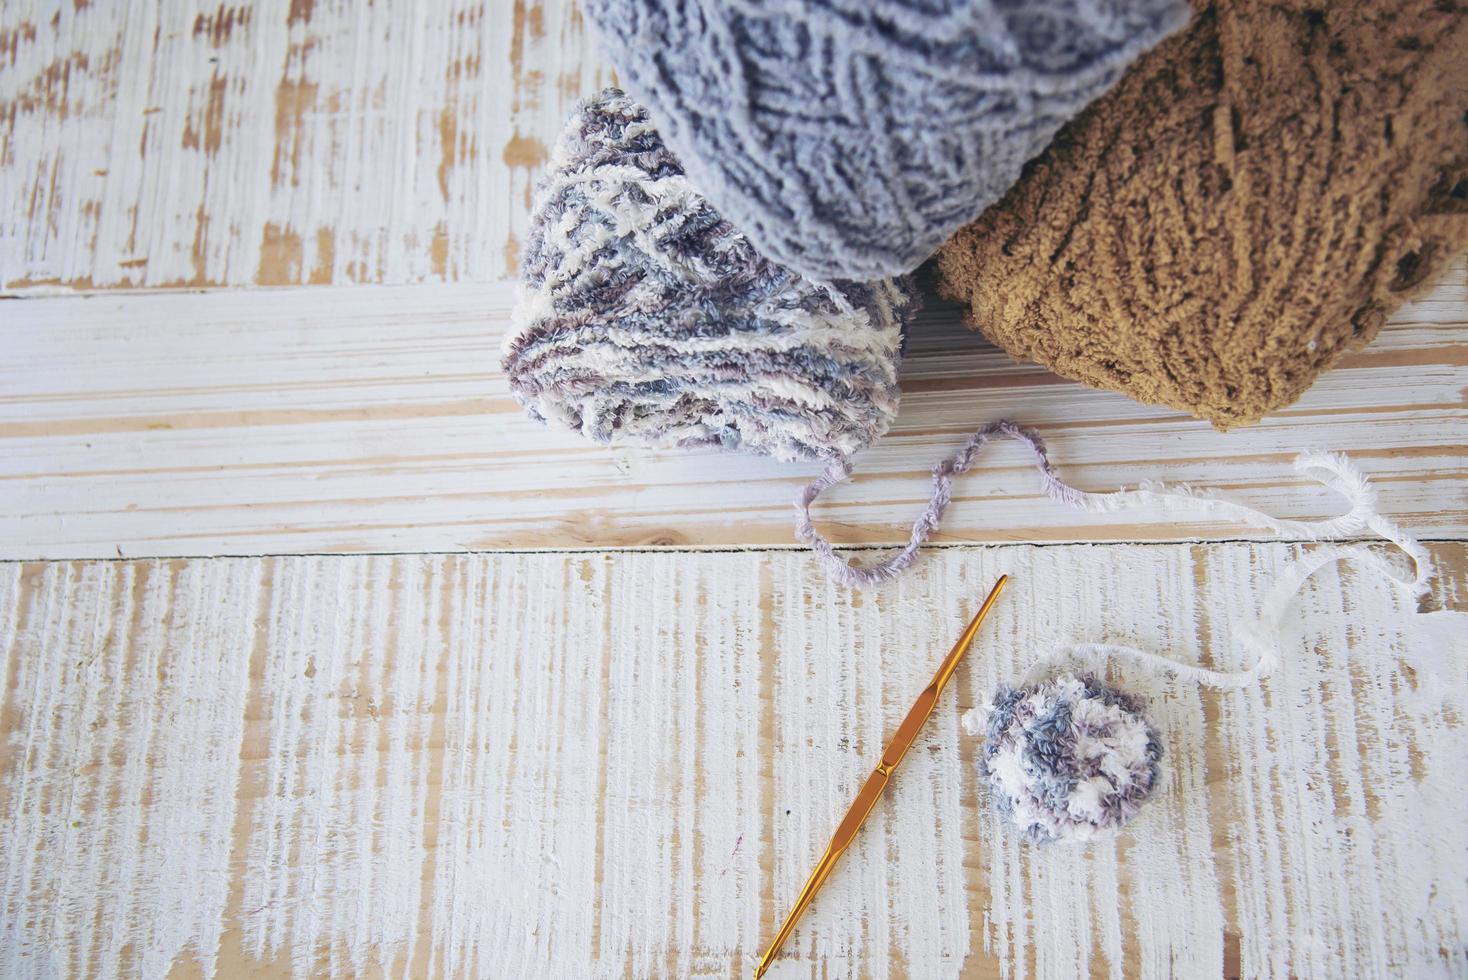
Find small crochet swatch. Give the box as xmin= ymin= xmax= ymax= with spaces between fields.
xmin=580 ymin=0 xmax=1190 ymax=281
xmin=977 ymin=673 xmax=1163 ymax=844
xmin=503 ymin=90 xmax=918 ymax=464
xmin=938 ymin=0 xmax=1468 ymax=428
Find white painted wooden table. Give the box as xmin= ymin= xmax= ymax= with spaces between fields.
xmin=2 ymin=3 xmax=1466 ymax=978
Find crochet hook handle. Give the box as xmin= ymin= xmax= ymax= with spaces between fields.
xmin=754 ymin=575 xmax=1008 ymax=978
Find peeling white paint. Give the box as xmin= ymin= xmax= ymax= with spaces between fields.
xmin=0 ymin=561 xmax=257 ymax=978
xmin=3 ymin=260 xmax=1466 ymax=560
xmin=0 ymin=0 xmax=614 ymax=289
xmin=0 ymin=547 xmax=1462 ymax=977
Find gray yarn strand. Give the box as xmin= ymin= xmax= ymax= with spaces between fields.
xmin=797 ymin=420 xmax=1055 ymax=588
xmin=797 ymin=418 xmax=1425 ymax=589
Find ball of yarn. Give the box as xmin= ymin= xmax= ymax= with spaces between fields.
xmin=580 ymin=0 xmax=1190 ymax=281
xmin=938 ymin=0 xmax=1468 ymax=428
xmin=502 ymin=89 xmax=918 ymax=464
xmin=978 ymin=673 xmax=1162 ymax=844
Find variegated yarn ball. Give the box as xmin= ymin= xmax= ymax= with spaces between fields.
xmin=974 ymin=672 xmax=1162 ymax=844
xmin=502 ymin=88 xmax=919 ymax=465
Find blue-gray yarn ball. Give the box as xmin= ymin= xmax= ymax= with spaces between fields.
xmin=979 ymin=673 xmax=1162 ymax=844
xmin=502 ymin=89 xmax=919 ymax=464
xmin=580 ymin=0 xmax=1191 ymax=281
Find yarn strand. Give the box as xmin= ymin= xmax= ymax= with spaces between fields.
xmin=796 ymin=419 xmax=1431 ymax=592
xmin=1032 ymin=517 xmax=1429 ymax=690
xmin=806 ymin=418 xmax=1432 ymax=701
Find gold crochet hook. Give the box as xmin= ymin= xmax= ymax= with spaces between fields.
xmin=754 ymin=574 xmax=1008 ymax=978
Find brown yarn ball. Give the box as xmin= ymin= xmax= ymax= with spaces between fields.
xmin=937 ymin=0 xmax=1468 ymax=429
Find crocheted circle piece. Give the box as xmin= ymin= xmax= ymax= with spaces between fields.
xmin=581 ymin=0 xmax=1190 ymax=281
xmin=980 ymin=673 xmax=1162 ymax=844
xmin=502 ymin=89 xmax=917 ymax=464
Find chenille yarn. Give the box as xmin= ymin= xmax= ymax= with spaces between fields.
xmin=503 ymin=96 xmax=1436 ymax=598
xmin=969 ymin=673 xmax=1162 ymax=844
xmin=799 ymin=420 xmax=1432 ymax=593
xmin=579 ymin=0 xmax=1191 ymax=281
xmin=945 ymin=432 xmax=1432 ymax=845
xmin=503 ymin=90 xmax=918 ymax=464
xmin=938 ymin=0 xmax=1468 ymax=428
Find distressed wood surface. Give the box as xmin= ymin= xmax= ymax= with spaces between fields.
xmin=2 ymin=260 xmax=1465 ymax=559
xmin=2 ymin=543 xmax=1464 ymax=979
xmin=3 ymin=0 xmax=1464 ymax=560
xmin=2 ymin=0 xmax=612 ymax=290
xmin=5 ymin=3 xmax=1468 ymax=978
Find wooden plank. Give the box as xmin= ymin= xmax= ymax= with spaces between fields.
xmin=1 ymin=543 xmax=1463 ymax=977
xmin=0 ymin=0 xmax=613 ymax=290
xmin=2 ymin=261 xmax=1465 ymax=559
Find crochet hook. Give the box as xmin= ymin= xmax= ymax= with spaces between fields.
xmin=754 ymin=574 xmax=1009 ymax=978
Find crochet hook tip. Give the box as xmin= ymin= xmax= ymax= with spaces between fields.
xmin=949 ymin=574 xmax=1007 ymax=662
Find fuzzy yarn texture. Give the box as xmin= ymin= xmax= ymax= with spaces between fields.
xmin=949 ymin=441 xmax=1434 ymax=843
xmin=580 ymin=0 xmax=1191 ymax=281
xmin=503 ymin=89 xmax=918 ymax=464
xmin=975 ymin=673 xmax=1163 ymax=844
xmin=938 ymin=0 xmax=1468 ymax=428
xmin=799 ymin=417 xmax=1433 ymax=589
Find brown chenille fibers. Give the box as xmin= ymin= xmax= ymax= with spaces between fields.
xmin=936 ymin=0 xmax=1468 ymax=428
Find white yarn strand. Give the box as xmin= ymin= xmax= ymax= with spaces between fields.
xmin=797 ymin=420 xmax=1429 ymax=591
xmin=803 ymin=419 xmax=1432 ymax=693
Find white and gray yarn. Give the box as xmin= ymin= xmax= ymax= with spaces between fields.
xmin=799 ymin=419 xmax=1432 ymax=593
xmin=935 ymin=425 xmax=1433 ymax=845
xmin=503 ymin=89 xmax=918 ymax=464
xmin=580 ymin=0 xmax=1192 ymax=280
xmin=971 ymin=672 xmax=1162 ymax=844
xmin=506 ymin=98 xmax=1432 ymax=615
